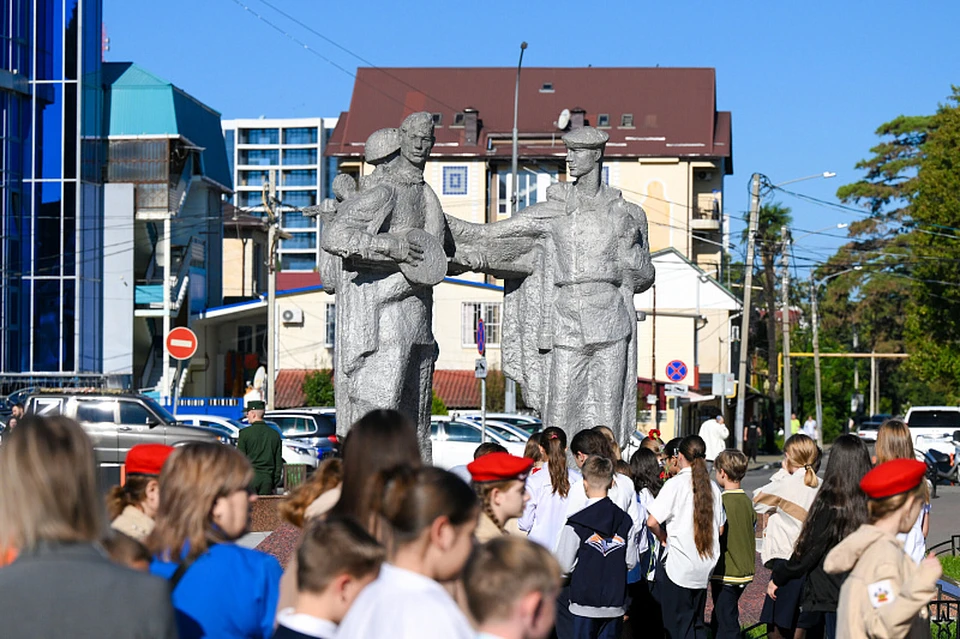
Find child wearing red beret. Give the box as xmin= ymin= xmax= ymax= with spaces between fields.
xmin=824 ymin=459 xmax=942 ymax=639
xmin=468 ymin=452 xmax=534 ymax=543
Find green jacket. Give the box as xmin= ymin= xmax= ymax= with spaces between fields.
xmin=237 ymin=421 xmax=283 ymax=487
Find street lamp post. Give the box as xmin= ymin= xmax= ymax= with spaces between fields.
xmin=811 ymin=266 xmax=862 ymax=439
xmin=504 ymin=41 xmax=527 ymax=414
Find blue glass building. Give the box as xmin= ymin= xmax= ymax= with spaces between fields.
xmin=0 ymin=0 xmax=103 ymax=377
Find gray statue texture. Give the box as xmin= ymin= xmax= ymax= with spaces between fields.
xmin=319 ymin=114 xmax=655 ymax=452
xmin=319 ymin=113 xmax=448 ymax=458
xmin=447 ymin=126 xmax=655 ymax=445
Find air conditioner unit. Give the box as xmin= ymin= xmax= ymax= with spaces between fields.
xmin=281 ymin=306 xmax=304 ymax=325
xmin=696 ymin=171 xmax=713 ymax=181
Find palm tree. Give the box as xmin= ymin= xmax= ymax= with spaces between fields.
xmin=741 ymin=202 xmax=792 ymax=415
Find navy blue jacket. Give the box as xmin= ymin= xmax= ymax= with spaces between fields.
xmin=557 ymin=496 xmax=635 ymax=616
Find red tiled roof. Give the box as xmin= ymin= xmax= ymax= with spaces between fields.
xmin=433 ymin=369 xmax=481 ymax=409
xmin=274 ymin=369 xmax=310 ymax=408
xmin=277 ymin=272 xmax=322 ymax=292
xmin=327 ymin=67 xmax=731 ymax=166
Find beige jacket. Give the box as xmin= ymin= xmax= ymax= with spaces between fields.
xmin=753 ymin=468 xmax=820 ymax=564
xmin=824 ymin=524 xmax=940 ymax=639
xmin=110 ymin=505 xmax=154 ymax=541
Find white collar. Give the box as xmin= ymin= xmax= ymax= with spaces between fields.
xmin=276 ymin=609 xmax=337 ymax=639
xmin=380 ymin=563 xmax=445 ymax=593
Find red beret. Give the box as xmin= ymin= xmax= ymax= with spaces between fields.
xmin=860 ymin=459 xmax=926 ymax=499
xmin=468 ymin=452 xmax=534 ymax=483
xmin=125 ymin=444 xmax=175 ymax=476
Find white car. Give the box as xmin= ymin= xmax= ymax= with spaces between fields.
xmin=177 ymin=414 xmax=320 ymax=468
xmin=453 ymin=411 xmax=542 ymax=434
xmin=905 ymin=406 xmax=960 ymax=446
xmin=429 ymin=418 xmax=526 ymax=470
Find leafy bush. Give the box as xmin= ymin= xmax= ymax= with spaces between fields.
xmin=431 ymin=391 xmax=448 ymax=416
xmin=302 ymin=370 xmax=335 ymax=407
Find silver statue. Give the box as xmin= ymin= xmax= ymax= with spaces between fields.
xmin=448 ymin=126 xmax=655 ymax=445
xmin=320 ymin=113 xmax=448 ymax=457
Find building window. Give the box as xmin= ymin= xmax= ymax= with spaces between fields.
xmin=240 ymin=128 xmax=279 ymax=145
xmin=239 ymin=149 xmax=279 ymax=166
xmin=598 ymin=114 xmax=610 ymax=127
xmin=462 ymin=302 xmax=502 ymax=347
xmin=282 ymin=232 xmax=317 ymax=250
xmin=252 ymin=243 xmax=263 ymax=293
xmin=283 ymin=148 xmax=318 ymax=165
xmin=283 ymin=169 xmax=318 ymax=187
xmin=281 ymin=209 xmax=315 ymax=229
xmin=325 ymin=302 xmax=336 ymax=346
xmin=240 ymin=170 xmax=270 ymax=187
xmin=432 ymin=113 xmax=442 ymax=126
xmin=442 ymin=166 xmax=468 ymax=196
xmin=238 ymin=324 xmax=267 ymax=355
xmin=452 ymin=112 xmax=465 ymax=127
xmin=602 ymin=166 xmax=610 ymax=185
xmin=498 ymin=168 xmax=558 ymax=216
xmin=620 ymin=113 xmax=634 ymax=127
xmin=540 ymin=82 xmax=554 ymax=93
xmin=237 ymin=191 xmax=263 ymax=208
xmin=282 ymin=191 xmax=317 ymax=208
xmin=284 ymin=127 xmax=318 ymax=145
xmin=280 ymin=253 xmax=316 ymax=271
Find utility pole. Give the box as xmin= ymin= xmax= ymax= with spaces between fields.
xmin=810 ymin=274 xmax=824 ymax=444
xmin=780 ymin=226 xmax=793 ymax=436
xmin=735 ymin=173 xmax=761 ymax=449
xmin=263 ymin=171 xmax=280 ymax=410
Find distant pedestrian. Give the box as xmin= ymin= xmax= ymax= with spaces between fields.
xmin=710 ymin=450 xmax=755 ymax=639
xmin=238 ymin=400 xmax=283 ymax=495
xmin=336 ymin=466 xmax=479 ymax=639
xmin=825 ymin=459 xmax=941 ymax=639
xmin=6 ymin=402 xmax=23 ymax=430
xmin=762 ymin=413 xmax=779 ymax=454
xmin=463 ymin=537 xmax=562 ymax=639
xmin=767 ymin=435 xmax=872 ymax=639
xmin=802 ymin=415 xmax=818 ymax=440
xmin=273 ymin=518 xmax=385 ymax=639
xmin=875 ymin=420 xmax=931 ymax=564
xmin=790 ymin=413 xmax=802 ymax=436
xmin=108 ymin=443 xmax=175 ymax=541
xmin=0 ymin=416 xmax=177 ymax=638
xmin=698 ymin=414 xmax=729 ymax=463
xmin=148 ymin=442 xmax=282 ymax=639
xmin=745 ymin=417 xmax=761 ymax=462
xmin=647 ymin=435 xmax=725 ymax=639
xmin=468 ymin=452 xmax=534 ymax=542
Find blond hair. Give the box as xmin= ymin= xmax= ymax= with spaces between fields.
xmin=297 ymin=517 xmax=385 ymax=593
xmin=280 ymin=458 xmax=343 ymax=528
xmin=715 ymin=449 xmax=749 ymax=482
xmin=463 ymin=536 xmax=562 ymax=624
xmin=784 ymin=434 xmax=820 ymax=488
xmin=875 ymin=419 xmax=915 ymax=465
xmin=146 ymin=442 xmax=253 ymax=562
xmin=0 ymin=416 xmax=104 ymax=555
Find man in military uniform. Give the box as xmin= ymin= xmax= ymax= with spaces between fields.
xmin=237 ymin=400 xmax=283 ymax=495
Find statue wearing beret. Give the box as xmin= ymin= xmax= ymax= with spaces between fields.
xmin=448 ymin=126 xmax=655 ymax=446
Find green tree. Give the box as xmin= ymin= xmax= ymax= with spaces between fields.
xmin=742 ymin=202 xmax=792 ymax=414
xmin=905 ymin=87 xmax=960 ymax=401
xmin=302 ymin=370 xmax=335 ymax=406
xmin=431 ymin=391 xmax=448 ymax=416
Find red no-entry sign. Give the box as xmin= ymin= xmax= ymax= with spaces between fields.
xmin=166 ymin=327 xmax=198 ymax=361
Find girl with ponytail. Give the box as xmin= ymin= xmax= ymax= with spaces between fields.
xmin=753 ymin=433 xmax=822 ymax=637
xmin=647 ymin=435 xmax=724 ymax=639
xmin=517 ymin=427 xmax=580 ymax=549
xmin=467 ymin=452 xmax=534 ymax=542
xmin=337 ymin=465 xmax=479 ymax=639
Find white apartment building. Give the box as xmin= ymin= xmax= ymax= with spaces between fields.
xmin=222 ymin=117 xmax=339 ymax=271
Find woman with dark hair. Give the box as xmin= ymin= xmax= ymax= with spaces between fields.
xmin=624 ymin=447 xmax=665 ymax=639
xmin=518 ymin=426 xmax=580 ymax=549
xmin=647 ymin=435 xmax=724 ymax=639
xmin=767 ymin=436 xmax=875 ymax=639
xmin=0 ymin=416 xmax=177 ymax=638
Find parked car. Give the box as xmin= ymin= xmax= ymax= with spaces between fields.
xmin=856 ymin=413 xmax=893 ymax=442
xmin=453 ymin=411 xmax=542 ymax=434
xmin=177 ymin=414 xmax=322 ymax=467
xmin=429 ymin=418 xmax=526 ymax=470
xmin=266 ymin=409 xmax=341 ymax=456
xmin=905 ymin=406 xmax=960 ymax=445
xmin=434 ymin=415 xmax=529 ymax=444
xmin=25 ymin=391 xmax=223 ymax=466
xmin=620 ymin=430 xmax=645 ymax=461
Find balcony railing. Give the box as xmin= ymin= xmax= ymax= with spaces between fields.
xmin=691 ymin=192 xmax=721 ymax=231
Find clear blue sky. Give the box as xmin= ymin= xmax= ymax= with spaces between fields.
xmin=105 ymin=0 xmax=960 ymax=271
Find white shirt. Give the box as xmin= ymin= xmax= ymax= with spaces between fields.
xmin=898 ymin=503 xmax=930 ymax=564
xmin=275 ymin=608 xmax=337 ymax=639
xmin=563 ymin=473 xmax=641 ymax=566
xmin=801 ymin=419 xmax=817 ymax=438
xmin=337 ymin=563 xmax=472 ymax=639
xmin=647 ymin=467 xmax=725 ymax=589
xmin=698 ymin=420 xmax=729 ymax=461
xmin=636 ymin=487 xmax=656 ymax=555
xmin=518 ymin=464 xmax=581 ymax=549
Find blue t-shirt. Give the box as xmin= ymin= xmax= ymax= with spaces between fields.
xmin=151 ymin=543 xmax=282 ymax=639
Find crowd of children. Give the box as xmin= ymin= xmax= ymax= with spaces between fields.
xmin=0 ymin=412 xmax=945 ymax=639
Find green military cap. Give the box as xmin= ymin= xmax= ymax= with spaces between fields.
xmin=562 ymin=126 xmax=609 ymax=150
xmin=246 ymin=400 xmax=266 ymax=410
